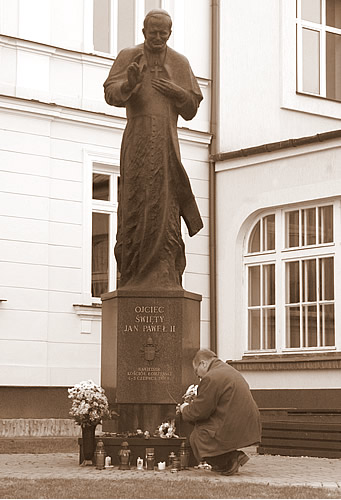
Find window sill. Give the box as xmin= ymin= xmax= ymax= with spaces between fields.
xmin=73 ymin=303 xmax=102 ymax=334
xmin=227 ymin=352 xmax=341 ymax=371
xmin=282 ymin=89 xmax=341 ymax=120
xmin=296 ymin=91 xmax=341 ymax=105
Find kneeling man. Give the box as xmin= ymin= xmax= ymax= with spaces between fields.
xmin=180 ymin=349 xmax=261 ymax=475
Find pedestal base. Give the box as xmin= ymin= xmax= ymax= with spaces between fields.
xmin=101 ymin=288 xmax=201 ymax=438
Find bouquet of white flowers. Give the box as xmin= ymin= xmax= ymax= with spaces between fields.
xmin=176 ymin=384 xmax=198 ymax=415
xmin=182 ymin=384 xmax=198 ymax=403
xmin=68 ymin=380 xmax=109 ymax=427
xmin=158 ymin=419 xmax=178 ymax=439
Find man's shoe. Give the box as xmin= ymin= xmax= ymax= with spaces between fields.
xmin=211 ymin=464 xmax=226 ymax=473
xmin=221 ymin=451 xmax=249 ymax=476
xmin=207 ymin=452 xmax=235 ymax=473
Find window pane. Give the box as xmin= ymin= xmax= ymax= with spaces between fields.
xmin=263 ymin=308 xmax=276 ymax=349
xmin=303 ymin=305 xmax=317 ymax=347
xmin=320 ymin=303 xmax=335 ymax=345
xmin=286 ymin=211 xmax=299 ymax=247
xmin=145 ymin=0 xmax=161 ymax=14
xmin=248 ymin=221 xmax=260 ymax=253
xmin=319 ymin=257 xmax=334 ymax=300
xmin=118 ymin=0 xmax=135 ymax=53
xmin=248 ymin=266 xmax=260 ymax=306
xmin=301 ymin=0 xmax=321 ymax=23
xmin=302 ymin=28 xmax=320 ymax=94
xmin=93 ymin=174 xmax=110 ymax=200
xmin=319 ymin=205 xmax=333 ymax=243
xmin=92 ymin=213 xmax=109 ymax=298
xmin=248 ymin=310 xmax=260 ymax=350
xmin=302 ymin=259 xmax=316 ymax=303
xmin=286 ymin=261 xmax=300 ymax=303
xmin=263 ymin=214 xmax=275 ymax=251
xmin=263 ymin=264 xmax=275 ymax=306
xmin=93 ymin=0 xmax=111 ymax=53
xmin=326 ymin=0 xmax=341 ymax=28
xmin=326 ymin=32 xmax=341 ymax=101
xmin=302 ymin=208 xmax=316 ymax=245
xmin=286 ymin=306 xmax=300 ymax=348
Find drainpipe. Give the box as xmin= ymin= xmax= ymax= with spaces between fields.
xmin=209 ymin=157 xmax=216 ymax=353
xmin=209 ymin=0 xmax=219 ymax=353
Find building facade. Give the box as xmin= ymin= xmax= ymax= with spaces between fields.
xmin=214 ymin=0 xmax=341 ymax=408
xmin=0 ymin=0 xmax=211 ymax=411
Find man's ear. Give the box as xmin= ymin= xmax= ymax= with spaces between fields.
xmin=142 ymin=28 xmax=146 ymax=38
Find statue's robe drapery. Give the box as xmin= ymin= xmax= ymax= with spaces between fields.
xmin=104 ymin=43 xmax=203 ymax=289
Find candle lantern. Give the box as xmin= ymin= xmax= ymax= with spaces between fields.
xmin=179 ymin=441 xmax=190 ymax=470
xmin=118 ymin=441 xmax=131 ymax=470
xmin=168 ymin=451 xmax=176 ymax=467
xmin=170 ymin=456 xmax=180 ymax=473
xmin=95 ymin=439 xmax=106 ymax=470
xmin=145 ymin=448 xmax=155 ymax=470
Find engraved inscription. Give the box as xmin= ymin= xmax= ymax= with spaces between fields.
xmin=116 ymin=298 xmax=182 ymax=403
xmin=122 ymin=304 xmax=175 ymax=333
xmin=127 ymin=367 xmax=172 ymax=382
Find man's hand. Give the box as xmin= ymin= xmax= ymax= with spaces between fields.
xmin=151 ymin=78 xmax=186 ymax=102
xmin=179 ymin=402 xmax=189 ymax=413
xmin=126 ymin=62 xmax=144 ymax=91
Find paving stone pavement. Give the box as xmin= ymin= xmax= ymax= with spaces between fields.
xmin=0 ymin=450 xmax=340 ymax=490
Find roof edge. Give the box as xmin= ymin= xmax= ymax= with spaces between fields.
xmin=211 ymin=129 xmax=341 ymax=162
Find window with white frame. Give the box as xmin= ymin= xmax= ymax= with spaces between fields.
xmin=296 ymin=0 xmax=341 ymax=101
xmin=93 ymin=0 xmax=162 ymax=55
xmin=245 ymin=202 xmax=336 ymax=353
xmin=247 ymin=215 xmax=276 ymax=351
xmin=91 ymin=163 xmax=119 ymax=299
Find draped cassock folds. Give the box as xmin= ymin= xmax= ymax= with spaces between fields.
xmin=104 ymin=43 xmax=203 ymax=290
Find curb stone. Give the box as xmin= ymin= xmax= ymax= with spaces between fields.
xmin=0 ymin=452 xmax=340 ymax=490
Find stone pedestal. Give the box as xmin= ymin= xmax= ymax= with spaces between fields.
xmin=101 ymin=289 xmax=201 ymax=435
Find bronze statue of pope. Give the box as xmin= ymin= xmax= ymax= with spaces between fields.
xmin=104 ymin=9 xmax=203 ymax=290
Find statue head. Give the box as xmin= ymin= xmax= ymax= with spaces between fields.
xmin=142 ymin=9 xmax=172 ymax=52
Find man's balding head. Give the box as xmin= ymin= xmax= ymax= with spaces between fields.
xmin=192 ymin=349 xmax=217 ymax=379
xmin=193 ymin=349 xmax=217 ymax=366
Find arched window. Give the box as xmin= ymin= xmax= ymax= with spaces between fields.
xmin=244 ymin=202 xmax=336 ymax=353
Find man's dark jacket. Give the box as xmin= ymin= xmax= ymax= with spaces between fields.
xmin=182 ymin=358 xmax=261 ymax=460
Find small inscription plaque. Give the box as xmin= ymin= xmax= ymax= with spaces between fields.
xmin=116 ymin=298 xmax=182 ymax=403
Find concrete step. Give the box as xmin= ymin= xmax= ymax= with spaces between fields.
xmin=0 ymin=437 xmax=79 ymax=454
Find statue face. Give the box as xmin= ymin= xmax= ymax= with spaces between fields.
xmin=143 ymin=16 xmax=171 ymax=52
